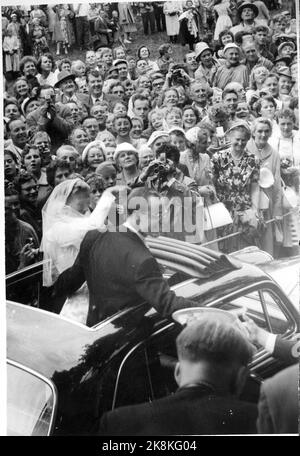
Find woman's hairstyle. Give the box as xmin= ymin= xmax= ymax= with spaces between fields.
xmin=36 ymin=52 xmax=55 ymax=73
xmin=249 ymin=65 xmax=270 ymax=90
xmin=58 ymin=58 xmax=72 ymax=71
xmin=21 ymin=144 xmax=40 ymax=162
xmin=113 ymin=114 xmax=132 ymax=127
xmin=71 ymin=60 xmax=86 ymax=75
xmin=251 ymin=117 xmax=273 ymax=135
xmin=182 ymin=105 xmax=200 ymax=124
xmin=19 ymin=55 xmax=37 ymax=74
xmin=46 ymin=159 xmax=71 ymax=187
xmin=84 ymin=173 xmax=106 ymax=194
xmin=148 ymin=108 xmax=164 ymax=124
xmin=156 ymin=143 xmax=180 ymax=163
xmin=136 ymin=74 xmax=152 ymax=89
xmin=165 ymin=106 xmax=183 ymax=119
xmin=4 ymin=149 xmax=19 ymax=164
xmin=112 ymin=46 xmax=126 ymax=59
xmin=226 ymin=125 xmax=251 ymax=141
xmin=69 ymin=127 xmax=87 ymax=145
xmin=32 ymin=130 xmax=51 ymax=144
xmin=276 ymin=108 xmax=296 ymax=123
xmin=109 ymin=81 xmax=125 ymax=94
xmin=131 ymin=116 xmax=144 ymax=126
xmin=137 ymin=46 xmax=150 ymax=59
xmin=13 ymin=77 xmax=28 ymax=97
xmin=161 ymin=87 xmax=179 ymax=105
xmin=218 ymin=29 xmax=234 ymax=47
xmin=255 ymin=95 xmax=277 ymax=116
xmin=122 ymin=79 xmax=134 ymax=89
xmin=159 ymin=43 xmax=171 ymax=57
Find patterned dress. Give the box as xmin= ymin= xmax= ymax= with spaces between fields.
xmin=212 ymin=148 xmax=260 ymax=253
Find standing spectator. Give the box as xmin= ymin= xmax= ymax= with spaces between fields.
xmin=118 ymin=2 xmax=137 ymax=43
xmin=73 ymin=3 xmax=90 ymax=51
xmin=247 ymin=118 xmax=283 ymax=256
xmin=52 ymin=5 xmax=75 ymax=56
xmin=163 ymin=1 xmax=182 ymax=44
xmin=230 ymin=2 xmax=260 ymax=37
xmin=153 ymin=2 xmax=166 ymax=32
xmin=178 ymin=1 xmax=201 ymax=51
xmin=139 ymin=3 xmax=156 ymax=36
xmin=212 ymin=121 xmax=261 ymax=253
xmin=213 ymin=0 xmax=232 ymax=42
xmin=3 ymin=26 xmax=20 ymax=77
xmin=18 ymin=12 xmax=33 ymax=56
xmin=31 ymin=18 xmax=49 ymax=61
xmin=157 ymin=44 xmax=174 ymax=75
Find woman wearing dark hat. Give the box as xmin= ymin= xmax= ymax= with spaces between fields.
xmin=211 ymin=120 xmax=261 ymax=253
xmin=230 ymin=2 xmax=260 ymax=37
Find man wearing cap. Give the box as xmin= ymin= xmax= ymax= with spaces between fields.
xmin=213 ymin=43 xmax=249 ymax=91
xmin=230 ymin=2 xmax=262 ymax=37
xmin=194 ymin=42 xmax=220 ymax=86
xmin=277 ymin=66 xmax=293 ymax=101
xmin=99 ymin=316 xmax=257 ymax=435
xmin=55 ymin=71 xmax=89 ymax=107
xmin=277 ymin=41 xmax=296 ymax=59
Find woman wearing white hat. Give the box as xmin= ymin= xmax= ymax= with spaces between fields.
xmin=213 ymin=43 xmax=249 ymax=90
xmin=114 ymin=142 xmax=140 ymax=185
xmin=194 ymin=42 xmax=220 ymax=86
xmin=211 ymin=120 xmax=261 ymax=253
xmin=247 ymin=117 xmax=283 ymax=256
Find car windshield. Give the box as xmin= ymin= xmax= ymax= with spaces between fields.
xmin=7 ymin=363 xmax=55 ymax=436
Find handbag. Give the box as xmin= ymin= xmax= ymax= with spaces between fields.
xmin=204 ymin=202 xmax=233 ymax=231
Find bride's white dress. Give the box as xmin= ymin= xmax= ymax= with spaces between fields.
xmin=42 ymin=182 xmax=115 ymax=325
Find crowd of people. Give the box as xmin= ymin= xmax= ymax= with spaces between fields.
xmin=2 ymin=1 xmax=299 ymax=436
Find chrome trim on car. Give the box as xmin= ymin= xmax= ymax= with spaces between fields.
xmin=6 ymin=359 xmax=58 ymax=436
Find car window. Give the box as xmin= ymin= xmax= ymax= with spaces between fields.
xmin=7 ymin=363 xmax=55 ymax=436
xmin=219 ymin=289 xmax=290 ymax=335
xmin=113 ymin=324 xmax=181 ymax=409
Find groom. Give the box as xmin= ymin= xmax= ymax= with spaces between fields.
xmin=52 ymin=186 xmax=198 ymax=326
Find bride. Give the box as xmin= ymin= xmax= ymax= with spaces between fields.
xmin=41 ymin=177 xmax=119 ymax=324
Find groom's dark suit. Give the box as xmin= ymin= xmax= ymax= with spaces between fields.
xmin=53 ymin=228 xmax=196 ymax=326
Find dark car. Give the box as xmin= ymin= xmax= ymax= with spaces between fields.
xmin=6 ymin=237 xmax=299 ymax=436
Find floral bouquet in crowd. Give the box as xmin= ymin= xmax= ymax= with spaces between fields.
xmin=280 ymin=158 xmax=299 ymax=193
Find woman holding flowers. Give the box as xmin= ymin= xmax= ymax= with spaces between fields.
xmin=211 ymin=121 xmax=261 ymax=253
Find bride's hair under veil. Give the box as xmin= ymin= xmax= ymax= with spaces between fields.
xmin=41 ymin=178 xmax=90 ymax=286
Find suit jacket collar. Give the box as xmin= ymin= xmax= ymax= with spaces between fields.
xmin=176 ymin=382 xmax=216 ymax=398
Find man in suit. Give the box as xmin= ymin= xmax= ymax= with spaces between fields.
xmin=53 ymin=186 xmax=197 ymax=326
xmin=55 ymin=71 xmax=89 ymax=108
xmin=257 ymin=364 xmax=298 ymax=434
xmin=99 ymin=315 xmax=257 ymax=435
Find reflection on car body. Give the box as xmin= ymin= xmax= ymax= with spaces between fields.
xmin=6 ymin=237 xmax=300 ymax=435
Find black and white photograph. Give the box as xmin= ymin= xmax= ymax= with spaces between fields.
xmin=1 ymin=0 xmax=299 ymax=438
